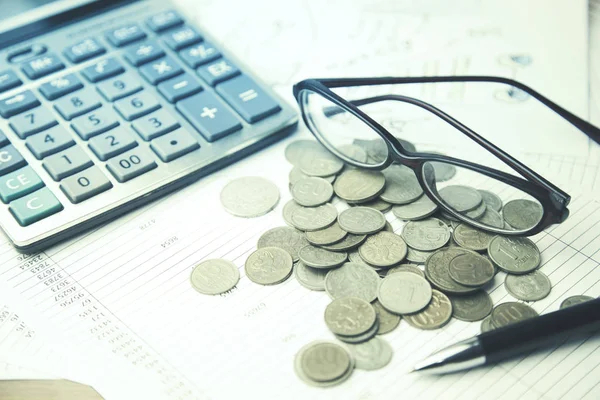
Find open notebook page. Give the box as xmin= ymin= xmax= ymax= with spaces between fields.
xmin=0 ymin=133 xmax=598 ymax=400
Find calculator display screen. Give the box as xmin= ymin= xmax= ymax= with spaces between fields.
xmin=0 ymin=0 xmax=59 ymax=23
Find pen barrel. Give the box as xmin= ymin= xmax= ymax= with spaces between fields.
xmin=479 ymin=298 xmax=600 ymax=364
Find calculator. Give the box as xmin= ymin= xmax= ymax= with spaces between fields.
xmin=0 ymin=0 xmax=297 ymax=252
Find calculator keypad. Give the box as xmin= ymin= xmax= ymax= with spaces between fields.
xmin=0 ymin=4 xmax=293 ymax=248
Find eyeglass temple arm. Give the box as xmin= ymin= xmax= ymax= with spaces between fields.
xmin=319 ymin=76 xmax=600 ymax=145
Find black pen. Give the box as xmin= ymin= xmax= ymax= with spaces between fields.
xmin=413 ymin=297 xmax=600 ymax=374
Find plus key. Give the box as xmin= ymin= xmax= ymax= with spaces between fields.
xmin=176 ymin=91 xmax=241 ymax=142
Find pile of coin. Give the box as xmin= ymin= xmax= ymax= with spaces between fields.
xmin=205 ymin=138 xmax=593 ymax=387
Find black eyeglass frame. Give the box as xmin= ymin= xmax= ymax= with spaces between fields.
xmin=292 ymin=76 xmax=600 ymax=236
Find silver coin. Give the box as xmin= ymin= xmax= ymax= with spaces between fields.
xmin=386 ymin=264 xmax=425 ymax=278
xmin=339 ymin=144 xmax=369 ymax=163
xmin=478 ymin=208 xmax=504 ymax=229
xmin=324 ymin=297 xmax=376 ymax=336
xmin=295 ymin=261 xmax=327 ymax=291
xmin=320 ymin=233 xmax=367 ymax=252
xmin=298 ymin=147 xmax=345 ymax=177
xmin=353 ymin=138 xmax=388 ymax=163
xmin=429 ymin=159 xmax=457 ymax=182
xmin=298 ymin=245 xmax=347 ymax=269
xmin=504 ymin=270 xmax=551 ymax=301
xmin=448 ymin=251 xmax=495 ymax=287
xmin=438 ymin=185 xmax=482 ymax=212
xmin=289 ymin=167 xmax=335 ymax=186
xmin=220 ymin=176 xmax=280 ymax=217
xmin=305 ymin=222 xmax=347 ymax=246
xmin=335 ymin=320 xmax=380 ymax=344
xmin=478 ymin=190 xmax=503 ymax=212
xmin=488 ymin=236 xmax=541 ymax=274
xmin=257 ymin=226 xmax=309 ymax=262
xmin=464 ymin=201 xmax=486 ymax=219
xmin=190 ymin=259 xmax=240 ymax=295
xmin=424 ymin=247 xmax=480 ymax=295
xmin=404 ymin=289 xmax=452 ymax=330
xmin=348 ymin=251 xmax=368 ymax=265
xmin=380 ymin=164 xmax=423 ymax=204
xmin=392 ymin=195 xmax=438 ymax=221
xmin=406 ymin=247 xmax=434 ymax=263
xmin=453 ymin=223 xmax=495 ymax=252
xmin=285 ymin=139 xmax=324 ymax=165
xmin=402 ymin=218 xmax=451 ymax=251
xmin=295 ymin=341 xmax=353 ymax=385
xmin=325 ymin=262 xmax=380 ymax=302
xmin=372 ymin=299 xmax=401 ymax=334
xmin=290 ymin=203 xmax=337 ymax=231
xmin=350 ymin=198 xmax=392 ymax=213
xmin=502 ymin=199 xmax=544 ymax=230
xmin=358 ymin=231 xmax=407 ymax=268
xmin=282 ymin=200 xmax=302 ymax=227
xmin=291 ymin=177 xmax=334 ymax=207
xmin=334 ymin=169 xmax=385 ymax=203
xmin=491 ymin=302 xmax=538 ymax=328
xmin=346 ymin=337 xmax=393 ymax=370
xmin=560 ymin=295 xmax=594 ymax=309
xmin=378 ymin=272 xmax=433 ymax=314
xmin=245 ymin=247 xmax=293 ymax=285
xmin=338 ymin=207 xmax=386 ymax=235
xmin=450 ymin=291 xmax=493 ymax=322
xmin=480 ymin=315 xmax=496 ymax=333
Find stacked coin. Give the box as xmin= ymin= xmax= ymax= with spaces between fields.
xmin=208 ymin=139 xmax=592 ymax=387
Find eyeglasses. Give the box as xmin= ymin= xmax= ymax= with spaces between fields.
xmin=292 ymin=76 xmax=600 ymax=236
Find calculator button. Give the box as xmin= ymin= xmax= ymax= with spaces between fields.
xmin=216 ymin=75 xmax=281 ymax=123
xmin=71 ymin=108 xmax=120 ymax=140
xmin=9 ymin=187 xmax=63 ymax=226
xmin=105 ymin=24 xmax=147 ymax=47
xmin=0 ymin=70 xmax=22 ymax=93
xmin=81 ymin=58 xmax=125 ymax=83
xmin=0 ymin=90 xmax=41 ymax=118
xmin=43 ymin=146 xmax=93 ymax=181
xmin=197 ymin=58 xmax=240 ymax=86
xmin=0 ymin=130 xmax=9 ymax=147
xmin=176 ymin=91 xmax=242 ymax=142
xmin=21 ymin=53 xmax=65 ymax=79
xmin=138 ymin=56 xmax=183 ymax=85
xmin=114 ymin=91 xmax=161 ymax=121
xmin=132 ymin=109 xmax=180 ymax=141
xmin=26 ymin=125 xmax=75 ymax=160
xmin=146 ymin=10 xmax=183 ymax=32
xmin=150 ymin=128 xmax=199 ymax=162
xmin=88 ymin=127 xmax=138 ymax=161
xmin=179 ymin=42 xmax=220 ymax=68
xmin=157 ymin=72 xmax=203 ymax=103
xmin=124 ymin=40 xmax=165 ymax=66
xmin=39 ymin=74 xmax=84 ymax=100
xmin=60 ymin=166 xmax=113 ymax=204
xmin=9 ymin=107 xmax=58 ymax=139
xmin=53 ymin=88 xmax=102 ymax=120
xmin=162 ymin=26 xmax=202 ymax=50
xmin=63 ymin=38 xmax=106 ymax=63
xmin=106 ymin=147 xmax=157 ymax=183
xmin=0 ymin=145 xmax=27 ymax=176
xmin=96 ymin=72 xmax=143 ymax=101
xmin=0 ymin=166 xmax=44 ymax=203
